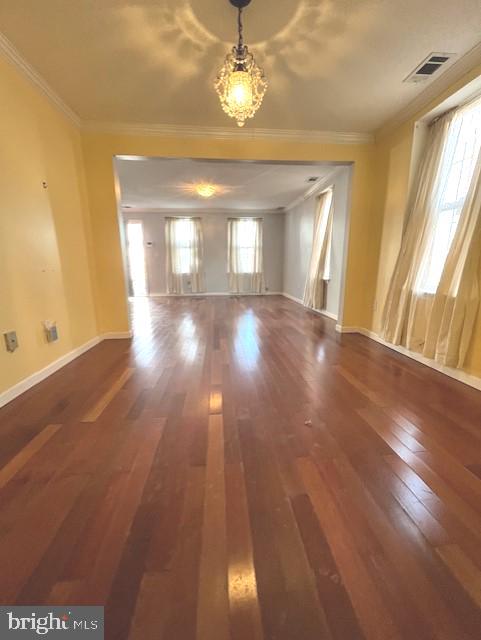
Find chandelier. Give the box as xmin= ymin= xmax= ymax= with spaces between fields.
xmin=214 ymin=0 xmax=267 ymax=127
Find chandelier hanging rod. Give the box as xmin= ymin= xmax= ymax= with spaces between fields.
xmin=237 ymin=7 xmax=244 ymax=50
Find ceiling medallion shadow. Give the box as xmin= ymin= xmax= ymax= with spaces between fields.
xmin=214 ymin=0 xmax=267 ymax=127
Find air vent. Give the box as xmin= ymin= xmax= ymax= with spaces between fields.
xmin=404 ymin=52 xmax=455 ymax=83
xmin=307 ymin=176 xmax=319 ymax=183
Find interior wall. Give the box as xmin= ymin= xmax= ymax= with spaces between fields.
xmin=283 ymin=166 xmax=352 ymax=319
xmin=0 ymin=56 xmax=98 ymax=395
xmin=372 ymin=61 xmax=481 ymax=377
xmin=121 ymin=210 xmax=285 ymax=294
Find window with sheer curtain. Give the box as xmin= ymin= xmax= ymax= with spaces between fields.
xmin=227 ymin=218 xmax=263 ymax=293
xmin=415 ymin=99 xmax=481 ymax=294
xmin=303 ymin=188 xmax=334 ymax=310
xmin=165 ymin=217 xmax=204 ymax=293
xmin=231 ymin=219 xmax=257 ymax=273
xmin=170 ymin=218 xmax=197 ymax=274
xmin=382 ymin=94 xmax=481 ymax=368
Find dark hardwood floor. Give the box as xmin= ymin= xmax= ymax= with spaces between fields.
xmin=1 ymin=295 xmax=481 ymax=639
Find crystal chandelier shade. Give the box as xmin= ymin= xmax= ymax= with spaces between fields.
xmin=214 ymin=1 xmax=267 ymax=127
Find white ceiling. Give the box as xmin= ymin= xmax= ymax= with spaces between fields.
xmin=115 ymin=157 xmax=342 ymax=210
xmin=1 ymin=1 xmax=480 ymax=132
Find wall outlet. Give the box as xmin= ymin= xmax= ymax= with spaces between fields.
xmin=4 ymin=331 xmax=18 ymax=352
xmin=43 ymin=321 xmax=59 ymax=343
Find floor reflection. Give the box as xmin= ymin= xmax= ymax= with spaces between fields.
xmin=129 ymin=296 xmax=152 ymax=337
xmin=234 ymin=309 xmax=260 ymax=372
xmin=179 ymin=313 xmax=199 ymax=363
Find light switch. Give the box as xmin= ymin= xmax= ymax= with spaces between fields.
xmin=4 ymin=331 xmax=18 ymax=352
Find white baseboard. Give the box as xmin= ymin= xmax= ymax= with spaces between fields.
xmin=101 ymin=331 xmax=133 ymax=339
xmin=281 ymin=292 xmax=303 ymax=305
xmin=0 ymin=332 xmax=133 ymax=409
xmin=335 ymin=324 xmax=360 ymax=333
xmin=282 ymin=292 xmax=338 ymax=321
xmin=335 ymin=325 xmax=481 ymax=392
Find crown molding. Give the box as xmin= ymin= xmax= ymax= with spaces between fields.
xmin=82 ymin=121 xmax=374 ymax=145
xmin=0 ymin=31 xmax=81 ymax=126
xmin=121 ymin=206 xmax=283 ymax=215
xmin=377 ymin=41 xmax=481 ymax=137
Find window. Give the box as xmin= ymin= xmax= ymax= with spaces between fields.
xmin=227 ymin=218 xmax=263 ymax=293
xmin=165 ymin=217 xmax=204 ymax=294
xmin=415 ymin=98 xmax=481 ymax=294
xmin=303 ymin=188 xmax=333 ymax=309
xmin=230 ymin=219 xmax=259 ymax=273
xmin=171 ymin=218 xmax=196 ymax=274
xmin=126 ymin=220 xmax=147 ymax=296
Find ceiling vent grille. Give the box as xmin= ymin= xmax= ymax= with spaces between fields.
xmin=404 ymin=52 xmax=455 ymax=83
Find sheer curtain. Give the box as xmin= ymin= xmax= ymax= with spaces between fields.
xmin=382 ymin=96 xmax=481 ymax=367
xmin=303 ymin=188 xmax=334 ymax=310
xmin=227 ymin=218 xmax=263 ymax=293
xmin=165 ymin=217 xmax=204 ymax=294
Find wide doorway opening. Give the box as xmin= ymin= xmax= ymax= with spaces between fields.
xmin=114 ymin=157 xmax=353 ymax=332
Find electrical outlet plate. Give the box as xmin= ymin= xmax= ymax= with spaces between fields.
xmin=4 ymin=331 xmax=18 ymax=352
xmin=43 ymin=321 xmax=59 ymax=343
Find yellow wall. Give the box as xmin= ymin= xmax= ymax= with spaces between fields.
xmin=81 ymin=132 xmax=379 ymax=333
xmin=371 ymin=62 xmax=481 ymax=377
xmin=0 ymin=56 xmax=98 ymax=394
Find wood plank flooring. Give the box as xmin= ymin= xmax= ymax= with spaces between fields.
xmin=1 ymin=295 xmax=481 ymax=639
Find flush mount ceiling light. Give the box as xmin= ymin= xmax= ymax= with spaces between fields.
xmin=195 ymin=183 xmax=217 ymax=198
xmin=180 ymin=182 xmax=230 ymax=199
xmin=214 ymin=0 xmax=267 ymax=128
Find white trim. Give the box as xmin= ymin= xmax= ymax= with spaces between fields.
xmin=0 ymin=332 xmax=133 ymax=409
xmin=335 ymin=326 xmax=481 ymax=392
xmin=101 ymin=331 xmax=133 ymax=339
xmin=335 ymin=324 xmax=360 ymax=333
xmin=0 ymin=31 xmax=81 ymax=126
xmin=282 ymin=292 xmax=303 ymax=304
xmin=84 ymin=121 xmax=373 ymax=145
xmin=282 ymin=292 xmax=337 ymax=321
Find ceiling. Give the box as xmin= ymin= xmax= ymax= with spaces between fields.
xmin=0 ymin=1 xmax=480 ymax=132
xmin=115 ymin=157 xmax=342 ymax=210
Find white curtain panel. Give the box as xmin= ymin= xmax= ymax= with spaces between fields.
xmin=382 ymin=96 xmax=481 ymax=368
xmin=424 ymin=143 xmax=481 ymax=366
xmin=303 ymin=188 xmax=334 ymax=310
xmin=227 ymin=218 xmax=264 ymax=293
xmin=165 ymin=217 xmax=204 ymax=294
